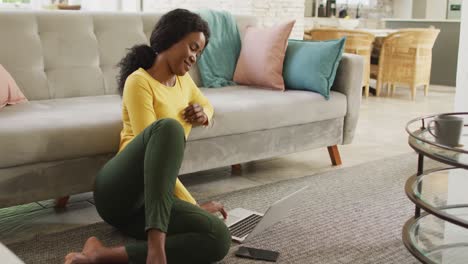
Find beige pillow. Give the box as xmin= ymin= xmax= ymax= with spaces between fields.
xmin=233 ymin=20 xmax=296 ymax=91
xmin=0 ymin=65 xmax=28 ymax=109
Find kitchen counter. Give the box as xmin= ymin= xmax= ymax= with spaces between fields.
xmin=383 ymin=18 xmax=461 ymax=23
xmin=384 ymin=19 xmax=461 ymax=86
xmin=304 ymin=17 xmax=383 ymax=30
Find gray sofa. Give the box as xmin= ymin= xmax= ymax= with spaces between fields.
xmin=0 ymin=11 xmax=363 ymax=208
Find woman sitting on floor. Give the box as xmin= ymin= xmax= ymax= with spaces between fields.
xmin=65 ymin=8 xmax=231 ymax=264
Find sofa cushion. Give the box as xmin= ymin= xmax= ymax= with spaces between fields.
xmin=189 ymin=86 xmax=347 ymax=140
xmin=0 ymin=87 xmax=346 ymax=168
xmin=0 ymin=95 xmax=122 ymax=168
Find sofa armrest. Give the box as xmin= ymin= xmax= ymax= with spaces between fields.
xmin=331 ymin=53 xmax=364 ymax=144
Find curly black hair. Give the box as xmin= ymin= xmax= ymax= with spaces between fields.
xmin=116 ymin=9 xmax=211 ymax=96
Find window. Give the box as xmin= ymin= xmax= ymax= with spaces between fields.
xmin=2 ymin=0 xmax=30 ymax=3
xmin=337 ymin=0 xmax=370 ymax=5
xmin=0 ymin=0 xmax=32 ymax=9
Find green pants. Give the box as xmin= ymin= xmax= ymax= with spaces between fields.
xmin=93 ymin=118 xmax=231 ymax=264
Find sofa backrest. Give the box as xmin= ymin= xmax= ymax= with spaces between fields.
xmin=0 ymin=11 xmax=257 ymax=101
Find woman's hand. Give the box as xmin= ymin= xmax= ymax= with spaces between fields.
xmin=200 ymin=201 xmax=228 ymax=220
xmin=182 ymin=104 xmax=208 ymax=126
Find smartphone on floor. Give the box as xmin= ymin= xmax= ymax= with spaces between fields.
xmin=235 ymin=246 xmax=280 ymax=262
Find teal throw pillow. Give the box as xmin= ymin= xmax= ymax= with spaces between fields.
xmin=283 ymin=38 xmax=346 ymax=99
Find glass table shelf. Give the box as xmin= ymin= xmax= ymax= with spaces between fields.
xmin=408 ymin=130 xmax=468 ymax=169
xmin=406 ymin=113 xmax=468 ymax=169
xmin=403 ymin=208 xmax=468 ymax=264
xmin=405 ymin=168 xmax=468 ymax=228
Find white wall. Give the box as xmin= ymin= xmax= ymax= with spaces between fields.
xmin=122 ymin=0 xmax=140 ymax=12
xmin=411 ymin=0 xmax=449 ymax=19
xmin=81 ymin=0 xmax=121 ymax=11
xmin=426 ymin=0 xmax=447 ymax=19
xmin=393 ymin=0 xmax=412 ymax=19
xmin=426 ymin=0 xmax=448 ymax=20
xmin=455 ymin=0 xmax=467 ymax=111
xmin=412 ymin=0 xmax=427 ymax=18
xmin=143 ymin=0 xmax=305 ymax=40
xmin=304 ymin=0 xmax=313 ymax=17
xmin=448 ymin=4 xmax=468 ymax=248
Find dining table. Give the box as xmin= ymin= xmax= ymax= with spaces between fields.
xmin=359 ymin=28 xmax=398 ymax=62
xmin=356 ymin=28 xmax=399 ymax=95
xmin=359 ymin=28 xmax=398 ymax=38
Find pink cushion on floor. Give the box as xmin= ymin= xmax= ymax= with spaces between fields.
xmin=0 ymin=65 xmax=28 ymax=109
xmin=233 ymin=20 xmax=295 ymax=91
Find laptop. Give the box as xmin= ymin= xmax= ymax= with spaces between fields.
xmin=224 ymin=186 xmax=308 ymax=243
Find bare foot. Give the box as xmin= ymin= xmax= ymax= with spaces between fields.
xmin=64 ymin=252 xmax=92 ymax=264
xmin=82 ymin=236 xmax=104 ymax=258
xmin=64 ymin=237 xmax=104 ymax=264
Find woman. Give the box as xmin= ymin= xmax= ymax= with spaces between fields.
xmin=65 ymin=9 xmax=231 ymax=264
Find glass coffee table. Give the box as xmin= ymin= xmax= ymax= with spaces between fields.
xmin=404 ymin=112 xmax=468 ymax=264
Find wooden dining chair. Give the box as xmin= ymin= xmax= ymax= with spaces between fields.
xmin=370 ymin=28 xmax=440 ymax=100
xmin=305 ymin=28 xmax=376 ymax=97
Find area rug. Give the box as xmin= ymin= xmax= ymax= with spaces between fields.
xmin=7 ymin=153 xmax=441 ymax=263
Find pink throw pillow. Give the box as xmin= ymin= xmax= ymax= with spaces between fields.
xmin=0 ymin=65 xmax=28 ymax=109
xmin=233 ymin=20 xmax=295 ymax=91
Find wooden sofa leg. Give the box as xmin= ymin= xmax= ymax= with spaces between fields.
xmin=327 ymin=145 xmax=342 ymax=166
xmin=55 ymin=196 xmax=70 ymax=209
xmin=231 ymin=164 xmax=242 ymax=173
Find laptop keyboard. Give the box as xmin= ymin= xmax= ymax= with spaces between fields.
xmin=229 ymin=214 xmax=263 ymax=238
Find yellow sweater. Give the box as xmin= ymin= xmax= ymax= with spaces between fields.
xmin=118 ymin=68 xmax=214 ymax=205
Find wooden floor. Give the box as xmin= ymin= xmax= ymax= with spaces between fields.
xmin=0 ymin=85 xmax=456 ymax=245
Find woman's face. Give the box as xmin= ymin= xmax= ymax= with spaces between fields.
xmin=166 ymin=32 xmax=206 ymax=76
